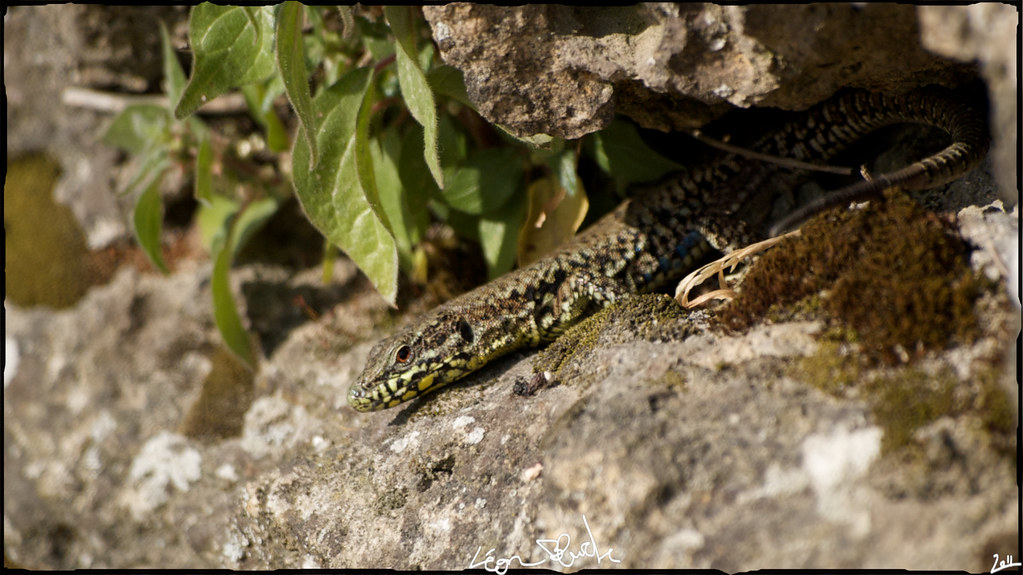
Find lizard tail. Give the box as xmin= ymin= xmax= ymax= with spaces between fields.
xmin=769 ymin=86 xmax=990 ymax=236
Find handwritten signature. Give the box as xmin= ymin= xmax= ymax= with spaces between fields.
xmin=992 ymin=553 xmax=1022 ymax=573
xmin=469 ymin=514 xmax=622 ymax=574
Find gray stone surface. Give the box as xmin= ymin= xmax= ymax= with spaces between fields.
xmin=918 ymin=3 xmax=1018 ymax=204
xmin=424 ymin=4 xmax=973 ymax=137
xmin=5 ymin=4 xmax=1019 ymax=571
xmin=424 ymin=3 xmax=1017 ymax=205
xmin=5 ymin=231 xmax=1019 ymax=568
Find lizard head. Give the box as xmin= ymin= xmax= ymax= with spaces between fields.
xmin=347 ymin=307 xmax=485 ymax=412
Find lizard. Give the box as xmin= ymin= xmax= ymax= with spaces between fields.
xmin=347 ymin=86 xmax=989 ymax=412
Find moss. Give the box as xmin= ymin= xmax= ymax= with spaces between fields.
xmin=4 ymin=153 xmax=165 ymax=309
xmin=410 ymin=453 xmax=455 ymax=493
xmin=532 ymin=304 xmax=611 ymax=378
xmin=972 ymin=366 xmax=1016 ymax=458
xmin=795 ymin=339 xmax=862 ymax=396
xmin=718 ymin=190 xmax=987 ymax=365
xmin=180 ymin=344 xmax=255 ymax=441
xmin=798 ymin=336 xmax=1015 ymax=460
xmin=765 ymin=292 xmax=825 ymax=325
xmin=532 ymin=293 xmax=690 ymax=380
xmin=374 ymin=487 xmax=409 ymax=513
xmin=824 ymin=200 xmax=982 ymax=362
xmin=723 ymin=190 xmax=1011 ymax=461
xmin=867 ymin=368 xmax=956 ymax=455
xmin=5 ymin=153 xmax=98 ymax=308
xmin=658 ymin=369 xmax=688 ymax=390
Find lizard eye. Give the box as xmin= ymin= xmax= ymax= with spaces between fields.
xmin=456 ymin=318 xmax=475 ymax=343
xmin=394 ymin=345 xmax=413 ymax=364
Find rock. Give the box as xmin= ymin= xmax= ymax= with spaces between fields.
xmin=4 ymin=264 xmax=220 ymax=567
xmin=4 ymin=4 xmax=1018 ymax=571
xmin=918 ymin=4 xmax=1018 ymax=205
xmin=423 ymin=4 xmax=1016 ymax=206
xmin=6 ymin=254 xmax=1017 ymax=569
xmin=423 ymin=4 xmax=975 ymax=138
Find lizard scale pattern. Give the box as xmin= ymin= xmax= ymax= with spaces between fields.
xmin=348 ymin=87 xmax=988 ymax=412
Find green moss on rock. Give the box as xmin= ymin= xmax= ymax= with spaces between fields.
xmin=5 ymin=153 xmax=97 ymax=308
xmin=719 ymin=190 xmax=987 ymax=365
xmin=867 ymin=368 xmax=956 ymax=454
xmin=972 ymin=366 xmax=1016 ymax=457
xmin=180 ymin=344 xmax=256 ymax=441
xmin=532 ymin=293 xmax=693 ymax=381
xmin=795 ymin=339 xmax=862 ymax=396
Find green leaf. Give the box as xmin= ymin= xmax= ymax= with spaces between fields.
xmin=122 ymin=147 xmax=171 ymax=198
xmin=211 ymin=234 xmax=256 ymax=368
xmin=416 ymin=42 xmax=435 ymax=76
xmin=240 ymin=83 xmax=289 ymax=152
xmin=292 ymin=67 xmax=399 ymax=305
xmin=374 ymin=128 xmax=428 ymax=269
xmin=357 ymin=14 xmax=396 ymax=62
xmin=303 ymin=7 xmax=329 ymax=72
xmin=103 ymin=104 xmax=172 ymax=153
xmin=196 ymin=194 xmax=280 ymax=260
xmin=231 ymin=197 xmax=280 ymax=260
xmin=591 ymin=119 xmax=683 ymax=193
xmin=262 ymin=93 xmax=289 ymax=153
xmin=478 ymin=195 xmax=527 ymax=279
xmin=552 ymin=147 xmax=580 ymax=198
xmin=354 ymin=81 xmax=388 ymax=232
xmin=194 ymin=134 xmax=214 ymax=205
xmin=500 ymin=126 xmax=556 ymax=148
xmin=385 ymin=6 xmax=443 ymax=189
xmin=397 ymin=125 xmax=441 ymax=198
xmin=133 ymin=179 xmax=170 ymax=274
xmin=160 ymin=22 xmax=187 ymax=108
xmin=196 ymin=194 xmax=236 ymax=253
xmin=397 ymin=125 xmax=440 ymax=220
xmin=202 ymin=196 xmax=273 ymax=368
xmin=242 ymin=73 xmax=284 ymax=114
xmin=104 ymin=104 xmax=172 ymax=197
xmin=176 ymin=4 xmax=275 ymax=119
xmin=321 ymin=239 xmax=337 ymax=284
xmin=276 ymin=1 xmax=317 ymax=167
xmin=426 ymin=65 xmax=473 ymax=109
xmin=440 ymin=148 xmax=524 ymax=215
xmin=436 ymin=113 xmax=466 ymax=167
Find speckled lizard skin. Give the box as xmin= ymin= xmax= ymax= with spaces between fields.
xmin=348 ymin=87 xmax=988 ymax=412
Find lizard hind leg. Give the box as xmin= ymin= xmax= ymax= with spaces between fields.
xmin=536 ymin=270 xmax=630 ymax=341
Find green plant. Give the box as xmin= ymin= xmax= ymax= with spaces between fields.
xmin=105 ymin=4 xmax=680 ymax=367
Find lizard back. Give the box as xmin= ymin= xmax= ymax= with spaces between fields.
xmin=348 ymin=86 xmax=988 ymax=412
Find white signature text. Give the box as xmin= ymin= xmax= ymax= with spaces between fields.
xmin=469 ymin=514 xmax=622 ymax=574
xmin=992 ymin=553 xmax=1022 ymax=574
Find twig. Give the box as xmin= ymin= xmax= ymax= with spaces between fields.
xmin=62 ymin=86 xmax=249 ymax=115
xmin=690 ymin=129 xmax=854 ymax=176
